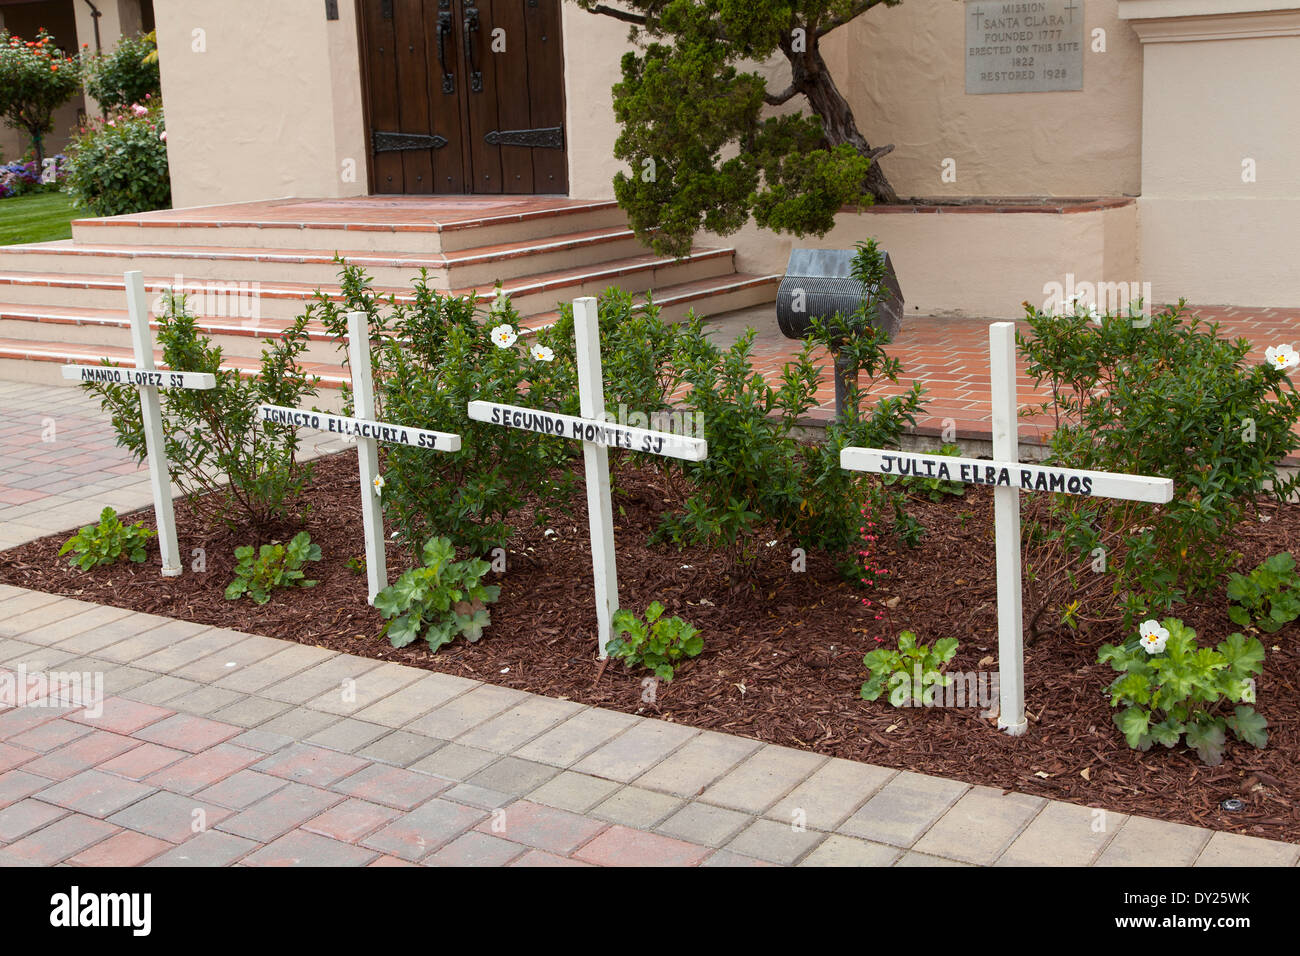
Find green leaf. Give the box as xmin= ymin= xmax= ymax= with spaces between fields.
xmin=1184 ymin=717 xmax=1227 ymax=766
xmin=385 ymin=613 xmax=420 ymax=649
xmin=1114 ymin=706 xmax=1151 ymax=749
xmin=1225 ymin=705 xmax=1268 ymax=748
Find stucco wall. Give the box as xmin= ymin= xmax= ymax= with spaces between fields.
xmin=154 ymin=0 xmax=367 ymax=208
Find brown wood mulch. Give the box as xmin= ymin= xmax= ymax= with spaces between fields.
xmin=2 ymin=451 xmax=1297 ymax=845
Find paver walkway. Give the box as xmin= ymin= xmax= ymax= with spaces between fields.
xmin=2 ymin=376 xmax=1299 ymax=866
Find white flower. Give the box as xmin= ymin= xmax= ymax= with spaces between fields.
xmin=490 ymin=324 xmax=518 ymax=349
xmin=1264 ymin=344 xmax=1299 ymax=371
xmin=1138 ymin=619 xmax=1169 ymax=655
xmin=530 ymin=344 xmax=554 ymax=362
xmin=372 ymin=475 xmax=385 ymax=497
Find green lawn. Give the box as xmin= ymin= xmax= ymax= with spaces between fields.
xmin=0 ymin=192 xmax=88 ymax=246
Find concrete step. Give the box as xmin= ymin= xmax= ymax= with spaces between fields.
xmin=69 ymin=197 xmax=627 ymax=254
xmin=0 ymin=226 xmax=652 ymax=289
xmin=0 ymin=273 xmax=781 ymax=379
xmin=0 ymin=247 xmax=739 ymax=321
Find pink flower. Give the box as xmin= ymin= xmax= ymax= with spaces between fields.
xmin=131 ymin=103 xmax=148 ymax=117
xmin=160 ymin=130 xmax=167 ymax=142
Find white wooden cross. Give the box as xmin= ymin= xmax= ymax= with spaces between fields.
xmin=467 ymin=296 xmax=708 ymax=657
xmin=840 ymin=322 xmax=1174 ymax=735
xmin=258 ymin=310 xmax=461 ymax=603
xmin=61 ymin=270 xmax=216 ymax=578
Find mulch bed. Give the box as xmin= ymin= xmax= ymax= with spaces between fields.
xmin=3 ymin=450 xmax=1298 ymax=844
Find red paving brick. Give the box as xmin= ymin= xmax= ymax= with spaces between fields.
xmin=69 ymin=697 xmax=173 ymax=735
xmin=475 ymin=800 xmax=607 ymax=856
xmin=131 ymin=713 xmax=242 ymax=753
xmin=142 ymin=743 xmax=264 ymax=794
xmin=303 ymin=798 xmax=402 ymax=844
xmin=330 ymin=763 xmax=452 ymax=810
xmin=20 ymin=729 xmax=141 ymax=780
xmin=253 ymin=743 xmax=371 ymax=788
xmin=98 ymin=742 xmax=189 ymax=781
xmin=571 ymin=825 xmax=712 ymax=867
xmin=66 ymin=829 xmax=172 ymax=867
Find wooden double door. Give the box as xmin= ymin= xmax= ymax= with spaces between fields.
xmin=360 ymin=0 xmax=567 ymax=195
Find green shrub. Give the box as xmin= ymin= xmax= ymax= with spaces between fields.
xmin=607 ymin=602 xmax=703 ymax=682
xmin=882 ymin=442 xmax=967 ymax=502
xmin=860 ymin=631 xmax=959 ymax=707
xmin=316 ymin=265 xmax=574 ymax=555
xmin=1226 ymin=552 xmax=1300 ymax=633
xmin=63 ymin=98 xmax=169 ymax=216
xmin=1018 ymin=302 xmax=1300 ymax=628
xmin=225 ymin=532 xmax=321 ymax=604
xmin=374 ymin=536 xmax=502 ymax=652
xmin=656 ymin=241 xmax=925 ymax=570
xmin=1099 ymin=618 xmax=1267 ymax=766
xmin=80 ymin=32 xmax=160 ymax=110
xmin=0 ymin=30 xmax=79 ymax=162
xmin=58 ymin=506 xmax=154 ymax=570
xmin=84 ymin=291 xmax=317 ymax=529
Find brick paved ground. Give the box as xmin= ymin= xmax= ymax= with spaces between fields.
xmin=3 ymin=317 xmax=1300 ymax=867
xmin=2 ymin=585 xmax=1296 ymax=867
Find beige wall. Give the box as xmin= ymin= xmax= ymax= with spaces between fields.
xmin=155 ymin=0 xmax=367 ymax=208
xmin=827 ymin=0 xmax=1143 ymax=199
xmin=1123 ymin=0 xmax=1300 ymax=304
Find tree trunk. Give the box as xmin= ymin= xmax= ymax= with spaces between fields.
xmin=784 ymin=42 xmax=898 ymax=204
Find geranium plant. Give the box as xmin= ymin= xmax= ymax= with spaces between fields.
xmin=607 ymin=602 xmax=703 ymax=682
xmin=1099 ymin=618 xmax=1267 ymax=766
xmin=374 ymin=536 xmax=502 ymax=652
xmin=861 ymin=631 xmax=958 ymax=708
xmin=59 ymin=507 xmax=154 ymax=570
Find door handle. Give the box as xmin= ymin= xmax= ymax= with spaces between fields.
xmin=436 ymin=9 xmax=454 ymax=93
xmin=463 ymin=6 xmax=483 ymax=93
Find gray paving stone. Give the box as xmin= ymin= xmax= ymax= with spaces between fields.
xmin=196 ymin=770 xmax=291 ymax=810
xmin=228 ymin=728 xmax=296 ymax=754
xmin=1 ymin=600 xmax=99 ymax=640
xmin=698 ymin=744 xmax=828 ymax=814
xmin=404 ymin=684 xmax=529 ymax=740
xmin=169 ymin=635 xmax=289 ymax=684
xmin=243 ymin=829 xmax=379 ymax=867
xmin=213 ymin=644 xmax=337 ymax=694
xmin=99 ymin=665 xmax=156 ymax=696
xmin=96 ymin=620 xmax=212 ymax=664
xmin=131 ymin=628 xmax=248 ymax=674
xmin=125 ymin=675 xmax=202 ymax=706
xmin=442 ymin=782 xmax=513 ymax=810
xmin=56 ymin=614 xmax=170 ymax=656
xmin=838 ymin=771 xmax=970 ymax=848
xmin=357 ymin=730 xmax=445 ymax=767
xmin=426 ymin=830 xmax=527 ymax=867
xmin=996 ymin=800 xmax=1128 ymax=866
xmin=304 ymin=661 xmax=426 ymax=716
xmin=209 ymin=695 xmax=293 ymax=729
xmin=467 ymin=756 xmax=559 ymax=796
xmin=591 ymin=786 xmax=683 ymax=829
xmin=727 ymin=818 xmax=827 ymax=865
xmin=106 ymin=791 xmax=233 ymax=843
xmin=765 ymin=758 xmax=897 ymax=832
xmin=1095 ymin=815 xmax=1214 ymax=867
xmin=512 ymin=707 xmax=640 ymax=768
xmin=36 ymin=769 xmax=156 ymax=818
xmin=527 ymin=771 xmax=622 ymax=814
xmin=913 ymin=786 xmax=1045 ymax=865
xmin=256 ymin=707 xmax=343 ymax=740
xmin=456 ymin=696 xmax=584 ymax=754
xmin=361 ymin=798 xmax=489 ymax=861
xmin=1195 ymin=831 xmax=1300 ymax=867
xmin=260 ymin=655 xmax=385 ymax=705
xmin=15 ymin=606 xmax=134 ymax=646
xmin=409 ymin=743 xmax=499 ymax=782
xmin=0 ymin=799 xmax=68 ymax=841
xmin=146 ymin=830 xmax=257 ymax=867
xmin=656 ymin=802 xmax=754 ymax=848
xmin=0 ymin=644 xmax=78 ymax=671
xmin=215 ymin=782 xmax=345 ymax=843
xmin=699 ymin=849 xmax=776 ymax=868
xmin=167 ymin=685 xmax=247 ymax=717
xmin=799 ymin=834 xmax=902 ymax=867
xmin=572 ymin=719 xmax=697 ymax=783
xmin=306 ymin=718 xmax=391 ymax=754
xmin=351 ymin=672 xmax=478 ymax=728
xmin=894 ymin=851 xmax=974 ymax=867
xmin=632 ymin=730 xmax=761 ymax=798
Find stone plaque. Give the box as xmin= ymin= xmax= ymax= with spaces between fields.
xmin=965 ymin=0 xmax=1085 ymax=94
